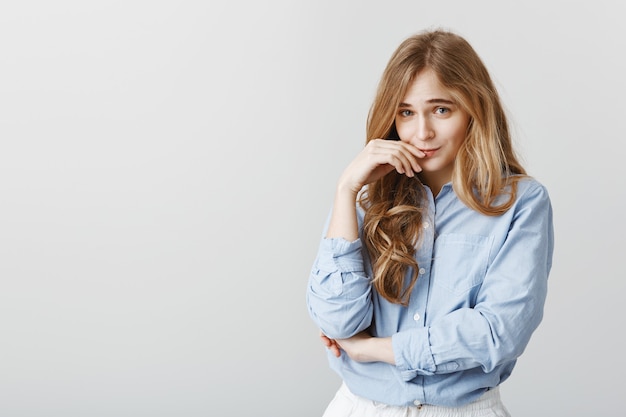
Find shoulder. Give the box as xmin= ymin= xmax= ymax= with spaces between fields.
xmin=508 ymin=176 xmax=553 ymax=223
xmin=513 ymin=176 xmax=551 ymax=203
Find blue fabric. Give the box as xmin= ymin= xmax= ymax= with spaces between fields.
xmin=307 ymin=177 xmax=554 ymax=407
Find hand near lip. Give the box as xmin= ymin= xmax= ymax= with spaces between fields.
xmin=338 ymin=139 xmax=425 ymax=194
xmin=326 ymin=138 xmax=424 ymax=241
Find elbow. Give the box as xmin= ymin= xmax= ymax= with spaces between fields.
xmin=306 ymin=266 xmax=374 ymax=339
xmin=482 ymin=321 xmax=541 ymax=372
xmin=478 ymin=309 xmax=544 ymax=373
xmin=323 ymin=310 xmax=373 ymax=340
xmin=306 ymin=293 xmax=373 ymax=339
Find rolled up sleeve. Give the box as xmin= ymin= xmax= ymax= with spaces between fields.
xmin=390 ymin=181 xmax=553 ymax=378
xmin=393 ymin=327 xmax=437 ymax=379
xmin=306 ymin=237 xmax=373 ymax=339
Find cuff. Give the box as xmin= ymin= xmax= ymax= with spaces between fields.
xmin=392 ymin=327 xmax=437 ymax=380
xmin=314 ymin=237 xmax=365 ymax=274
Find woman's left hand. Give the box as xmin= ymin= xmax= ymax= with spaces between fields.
xmin=319 ymin=331 xmax=395 ymax=364
xmin=320 ymin=332 xmax=342 ymax=358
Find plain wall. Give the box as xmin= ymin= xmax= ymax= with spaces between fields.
xmin=1 ymin=1 xmax=624 ymax=416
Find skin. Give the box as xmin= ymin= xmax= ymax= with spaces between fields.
xmin=322 ymin=68 xmax=471 ymax=364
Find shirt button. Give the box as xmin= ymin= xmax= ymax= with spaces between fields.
xmin=413 ymin=313 xmax=420 ymax=321
xmin=413 ymin=400 xmax=422 ymax=406
xmin=418 ymin=268 xmax=426 ymax=275
xmin=423 ymin=222 xmax=430 ymax=229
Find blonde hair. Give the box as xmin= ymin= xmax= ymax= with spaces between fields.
xmin=360 ymin=29 xmax=526 ymax=305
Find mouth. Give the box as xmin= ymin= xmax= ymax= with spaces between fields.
xmin=419 ymin=148 xmax=439 ymax=158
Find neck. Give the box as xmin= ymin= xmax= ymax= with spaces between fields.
xmin=418 ymin=172 xmax=450 ymax=197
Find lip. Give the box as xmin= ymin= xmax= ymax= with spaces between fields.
xmin=419 ymin=148 xmax=440 ymax=157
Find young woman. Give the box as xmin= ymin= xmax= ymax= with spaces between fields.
xmin=306 ymin=29 xmax=554 ymax=416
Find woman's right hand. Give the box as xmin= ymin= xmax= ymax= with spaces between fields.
xmin=325 ymin=139 xmax=423 ymax=241
xmin=338 ymin=139 xmax=425 ymax=194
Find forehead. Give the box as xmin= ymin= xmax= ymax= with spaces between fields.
xmin=401 ymin=69 xmax=453 ymax=103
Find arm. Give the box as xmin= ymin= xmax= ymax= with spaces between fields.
xmin=329 ymin=182 xmax=554 ymax=378
xmin=307 ymin=139 xmax=424 ymax=339
xmin=393 ymin=182 xmax=554 ymax=378
xmin=326 ymin=139 xmax=423 ymax=241
xmin=324 ymin=332 xmax=395 ymax=364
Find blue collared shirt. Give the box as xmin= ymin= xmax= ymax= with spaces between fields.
xmin=307 ymin=177 xmax=554 ymax=407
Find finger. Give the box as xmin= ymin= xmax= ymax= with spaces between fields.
xmin=382 ymin=151 xmax=420 ymax=177
xmin=319 ymin=333 xmax=332 ymax=347
xmin=365 ymin=147 xmax=412 ymax=176
xmin=371 ymin=140 xmax=423 ymax=176
xmin=395 ymin=143 xmax=424 ymax=173
xmin=396 ymin=153 xmax=419 ymax=177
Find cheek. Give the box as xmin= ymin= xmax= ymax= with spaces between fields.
xmin=452 ymin=128 xmax=468 ymax=146
xmin=395 ymin=122 xmax=412 ymax=142
xmin=449 ymin=120 xmax=470 ymax=146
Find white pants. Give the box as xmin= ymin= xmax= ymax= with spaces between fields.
xmin=322 ymin=383 xmax=511 ymax=417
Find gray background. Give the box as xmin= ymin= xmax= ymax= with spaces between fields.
xmin=1 ymin=1 xmax=624 ymax=416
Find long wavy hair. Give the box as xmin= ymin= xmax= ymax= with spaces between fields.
xmin=360 ymin=29 xmax=526 ymax=306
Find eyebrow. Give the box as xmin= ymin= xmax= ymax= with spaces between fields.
xmin=398 ymin=98 xmax=456 ymax=108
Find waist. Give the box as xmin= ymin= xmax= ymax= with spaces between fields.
xmin=330 ymin=356 xmax=513 ymax=407
xmin=339 ymin=383 xmax=506 ymax=415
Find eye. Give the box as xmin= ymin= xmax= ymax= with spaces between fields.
xmin=435 ymin=107 xmax=450 ymax=115
xmin=399 ymin=109 xmax=414 ymax=117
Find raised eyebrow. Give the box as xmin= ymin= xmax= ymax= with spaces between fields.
xmin=426 ymin=98 xmax=456 ymax=105
xmin=398 ymin=98 xmax=456 ymax=108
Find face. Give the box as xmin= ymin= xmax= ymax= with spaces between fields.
xmin=395 ymin=68 xmax=470 ymax=192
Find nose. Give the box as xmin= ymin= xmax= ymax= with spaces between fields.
xmin=413 ymin=116 xmax=434 ymax=142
